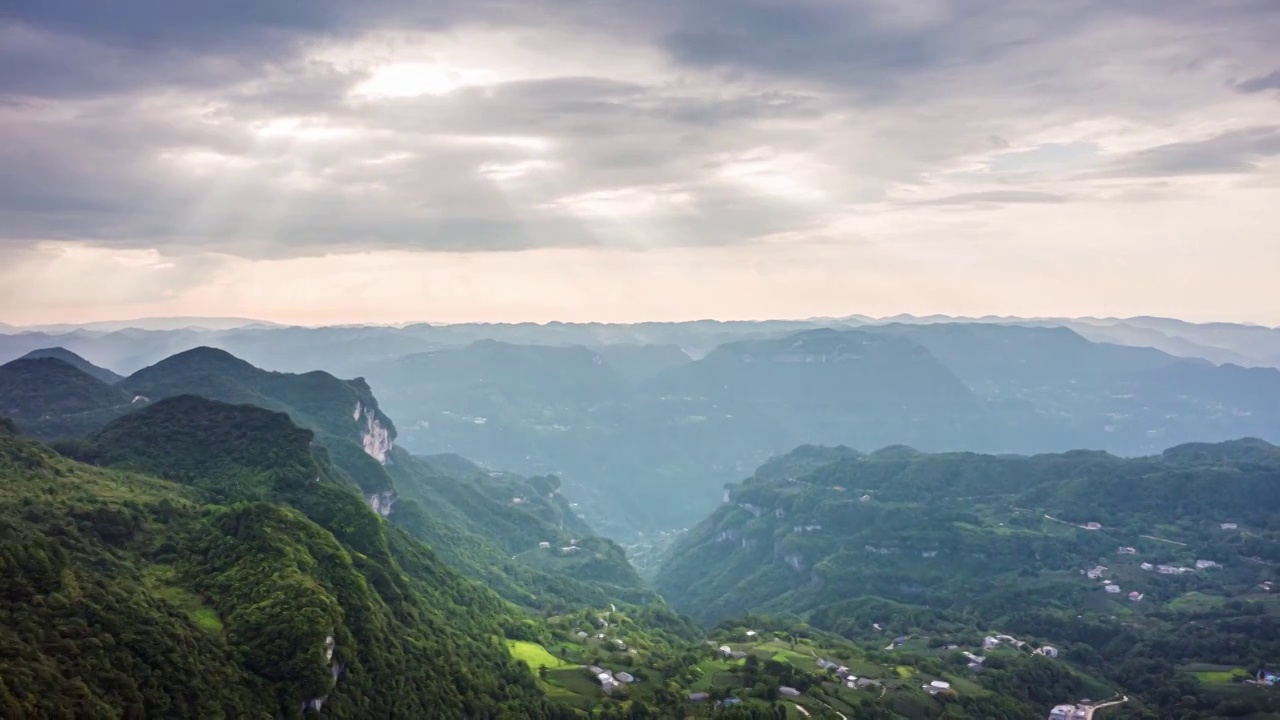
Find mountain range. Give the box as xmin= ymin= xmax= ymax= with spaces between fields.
xmin=2 ymin=332 xmax=1278 ymax=718
xmin=4 ymin=315 xmax=1278 ymax=535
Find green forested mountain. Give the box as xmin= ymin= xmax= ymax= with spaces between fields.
xmin=0 ymin=357 xmax=139 ymax=440
xmin=7 ymin=321 xmax=1279 ymax=538
xmin=655 ymin=440 xmax=1280 ymax=719
xmin=0 ymin=405 xmax=568 ymax=719
xmin=18 ymin=346 xmax=124 ymax=384
xmin=12 ymin=345 xmax=660 ymax=609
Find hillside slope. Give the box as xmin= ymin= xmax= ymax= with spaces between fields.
xmin=0 ymin=406 xmax=565 ymax=719
xmin=657 ymin=440 xmax=1280 ymax=622
xmin=0 ymin=357 xmax=138 ymax=440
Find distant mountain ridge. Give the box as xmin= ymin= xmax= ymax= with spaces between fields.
xmin=3 ymin=319 xmax=1279 ymax=535
xmin=19 ymin=347 xmax=123 ymax=383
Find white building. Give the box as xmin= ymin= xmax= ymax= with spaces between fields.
xmin=1221 ymin=523 xmax=1238 ymax=530
xmin=538 ymin=541 xmax=551 ymax=549
xmin=1036 ymin=646 xmax=1059 ymax=658
xmin=779 ymin=686 xmax=800 ymax=697
xmin=1140 ymin=562 xmax=1153 ymax=571
xmin=1105 ymin=584 xmax=1121 ymax=593
xmin=1196 ymin=559 xmax=1220 ymax=569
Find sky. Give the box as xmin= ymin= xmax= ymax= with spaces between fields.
xmin=1 ymin=0 xmax=1278 ymax=326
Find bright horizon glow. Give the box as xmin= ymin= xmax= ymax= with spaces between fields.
xmin=2 ymin=1 xmax=1278 ymax=328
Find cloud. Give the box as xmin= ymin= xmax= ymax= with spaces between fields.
xmin=1236 ymin=70 xmax=1280 ymax=94
xmin=2 ymin=0 xmax=1280 ymax=324
xmin=912 ymin=190 xmax=1070 ymax=206
xmin=1097 ymin=126 xmax=1280 ymax=177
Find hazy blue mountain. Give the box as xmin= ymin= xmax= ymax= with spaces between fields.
xmin=590 ymin=343 xmax=692 ymax=382
xmin=19 ymin=347 xmax=123 ymax=383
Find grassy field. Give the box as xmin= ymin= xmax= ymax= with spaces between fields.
xmin=1180 ymin=663 xmax=1250 ymax=684
xmin=506 ymin=640 xmax=577 ymax=672
xmin=143 ymin=564 xmax=224 ymax=632
xmin=1168 ymin=592 xmax=1228 ymax=613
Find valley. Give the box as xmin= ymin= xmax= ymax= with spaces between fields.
xmin=0 ymin=317 xmax=1277 ymax=719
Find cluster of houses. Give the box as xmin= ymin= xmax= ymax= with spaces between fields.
xmin=1253 ymin=670 xmax=1279 ymax=686
xmin=813 ymin=658 xmax=886 ymax=691
xmin=587 ymin=665 xmax=634 ymax=693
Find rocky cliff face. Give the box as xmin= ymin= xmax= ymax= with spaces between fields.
xmin=366 ymin=490 xmax=396 ymax=518
xmin=354 ymin=402 xmax=393 ymax=463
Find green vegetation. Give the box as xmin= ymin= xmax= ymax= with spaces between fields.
xmin=656 ymin=442 xmax=1280 ymax=719
xmin=0 ymin=406 xmax=569 ymax=718
xmin=507 ymin=640 xmax=577 ymax=671
xmin=0 ymin=356 xmax=136 ymax=439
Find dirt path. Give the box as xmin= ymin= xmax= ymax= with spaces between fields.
xmin=1084 ymin=695 xmax=1128 ymax=719
xmin=1140 ymin=534 xmax=1187 ymax=546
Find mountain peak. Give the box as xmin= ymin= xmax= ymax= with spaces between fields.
xmin=19 ymin=346 xmax=123 ymax=384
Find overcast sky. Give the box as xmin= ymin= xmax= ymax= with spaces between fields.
xmin=2 ymin=0 xmax=1278 ymax=326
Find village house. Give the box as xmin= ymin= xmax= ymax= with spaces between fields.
xmin=1105 ymin=584 xmax=1121 ymax=593
xmin=719 ymin=645 xmax=733 ymax=657
xmin=982 ymin=636 xmax=1000 ymax=649
xmin=854 ymin=678 xmax=882 ymax=690
xmin=1195 ymin=559 xmax=1220 ymax=569
xmin=836 ymin=666 xmax=850 ymax=678
xmin=816 ymin=658 xmax=836 ymax=670
xmin=1221 ymin=523 xmax=1238 ymax=530
xmin=779 ymin=686 xmax=801 ymax=697
xmin=1129 ymin=591 xmax=1144 ymax=601
xmin=1118 ymin=546 xmax=1136 ymax=554
xmin=1083 ymin=522 xmax=1102 ymax=530
xmin=576 ymin=631 xmax=589 ymax=639
xmin=538 ymin=541 xmax=551 ymax=549
xmin=615 ymin=672 xmax=634 ymax=684
xmin=1086 ymin=565 xmax=1108 ymax=579
xmin=1140 ymin=562 xmax=1153 ymax=571
xmin=588 ymin=665 xmax=605 ymax=675
xmin=1035 ymin=646 xmax=1059 ymax=658
xmin=1050 ymin=704 xmax=1088 ymax=720
xmin=924 ymin=680 xmax=951 ymax=695
xmin=745 ymin=630 xmax=758 ymax=639
xmin=560 ymin=545 xmax=580 ymax=554
xmin=687 ymin=692 xmax=710 ymax=702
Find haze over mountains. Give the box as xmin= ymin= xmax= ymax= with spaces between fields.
xmin=3 ymin=314 xmax=1278 ymax=536
xmin=2 ymin=315 xmax=1278 ymax=719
